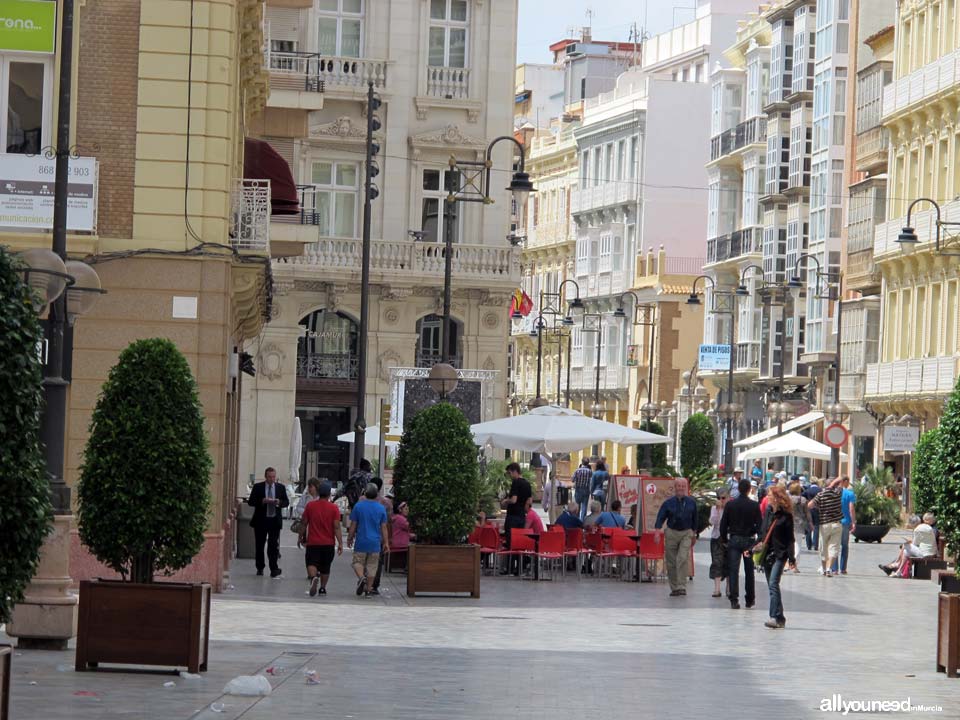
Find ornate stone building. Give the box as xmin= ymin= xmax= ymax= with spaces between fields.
xmin=240 ymin=0 xmax=521 ymax=486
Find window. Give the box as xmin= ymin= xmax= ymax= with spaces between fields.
xmin=628 ymin=136 xmax=638 ymax=179
xmin=317 ymin=0 xmax=363 ymax=58
xmin=311 ymin=161 xmax=359 ymax=237
xmin=580 ymin=150 xmax=589 ymax=189
xmin=429 ymin=0 xmax=468 ymax=68
xmin=604 ymin=144 xmax=613 ymax=182
xmin=616 ymin=140 xmax=626 ymax=181
xmin=421 ymin=168 xmax=461 ymax=243
xmin=2 ymin=57 xmax=50 ymax=154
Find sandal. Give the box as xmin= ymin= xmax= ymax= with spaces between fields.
xmin=711 ymin=591 xmax=722 ymax=597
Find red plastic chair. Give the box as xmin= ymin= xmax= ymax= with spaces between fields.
xmin=582 ymin=529 xmax=604 ymax=577
xmin=477 ymin=526 xmax=501 ymax=574
xmin=599 ymin=533 xmax=639 ymax=580
xmin=563 ymin=528 xmax=584 ymax=581
xmin=639 ymin=531 xmax=665 ymax=582
xmin=536 ymin=531 xmax=565 ymax=580
xmin=495 ymin=528 xmax=537 ymax=579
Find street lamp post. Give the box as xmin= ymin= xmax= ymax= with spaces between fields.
xmin=538 ymin=278 xmax=583 ymax=408
xmin=526 ymin=311 xmax=550 ymax=409
xmin=582 ymin=312 xmax=604 ymax=458
xmin=614 ymin=291 xmax=658 ymax=470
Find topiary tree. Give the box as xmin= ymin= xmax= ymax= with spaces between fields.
xmin=680 ymin=413 xmax=715 ymax=478
xmin=77 ymin=338 xmax=212 ymax=584
xmin=911 ymin=427 xmax=939 ymax=515
xmin=393 ymin=402 xmax=479 ymax=545
xmin=638 ymin=420 xmax=667 ymax=471
xmin=933 ymin=377 xmax=960 ymax=569
xmin=0 ymin=249 xmax=53 ymax=623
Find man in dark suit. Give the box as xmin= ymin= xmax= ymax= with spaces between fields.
xmin=248 ymin=466 xmax=289 ymax=577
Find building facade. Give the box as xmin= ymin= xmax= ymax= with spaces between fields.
xmin=3 ymin=0 xmax=273 ymax=645
xmin=241 ymin=0 xmax=521 ymax=487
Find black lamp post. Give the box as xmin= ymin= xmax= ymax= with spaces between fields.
xmin=895 ymin=197 xmax=960 ymax=256
xmin=525 ymin=311 xmax=550 ymax=409
xmin=614 ymin=291 xmax=658 ymax=470
xmin=533 ymin=278 xmax=583 ymax=407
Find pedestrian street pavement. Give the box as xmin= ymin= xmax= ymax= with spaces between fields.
xmin=4 ymin=528 xmax=959 ymax=719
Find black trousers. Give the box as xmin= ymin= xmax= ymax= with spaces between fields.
xmin=726 ymin=535 xmax=756 ymax=604
xmin=254 ymin=522 xmax=281 ymax=574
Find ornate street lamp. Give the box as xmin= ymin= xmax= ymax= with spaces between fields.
xmin=896 ymin=197 xmax=960 ymax=256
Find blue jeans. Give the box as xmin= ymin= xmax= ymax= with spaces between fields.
xmin=807 ymin=508 xmax=820 ymax=550
xmin=726 ymin=535 xmax=756 ymax=604
xmin=576 ymin=490 xmax=589 ymax=521
xmin=830 ymin=524 xmax=850 ymax=573
xmin=765 ymin=557 xmax=786 ymax=623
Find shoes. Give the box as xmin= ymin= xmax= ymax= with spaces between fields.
xmin=309 ymin=577 xmax=319 ymax=597
xmin=764 ymin=619 xmax=785 ymax=629
xmin=711 ymin=592 xmax=722 ymax=598
xmin=256 ymin=569 xmax=264 ymax=576
xmin=678 ymin=589 xmax=686 ymax=596
xmin=319 ymin=587 xmax=327 ymax=596
xmin=363 ymin=591 xmax=373 ymax=599
xmin=369 ymin=588 xmax=380 ymax=596
xmin=730 ymin=600 xmax=740 ymax=609
xmin=817 ymin=567 xmax=824 ymax=576
xmin=840 ymin=570 xmax=847 ymax=575
xmin=356 ymin=578 xmax=366 ymax=596
xmin=824 ymin=570 xmax=833 ymax=577
xmin=669 ymin=590 xmax=683 ymax=597
xmin=745 ymin=600 xmax=755 ymax=608
xmin=271 ymin=570 xmax=282 ymax=579
xmin=879 ymin=564 xmax=894 ymax=576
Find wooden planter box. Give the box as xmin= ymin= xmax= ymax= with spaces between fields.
xmin=937 ymin=593 xmax=960 ymax=678
xmin=407 ymin=544 xmax=480 ymax=598
xmin=75 ymin=580 xmax=211 ymax=673
xmin=0 ymin=645 xmax=10 ymax=720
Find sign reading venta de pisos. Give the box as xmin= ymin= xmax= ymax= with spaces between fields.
xmin=0 ymin=0 xmax=57 ymax=54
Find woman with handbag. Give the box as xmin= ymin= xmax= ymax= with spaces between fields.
xmin=755 ymin=485 xmax=796 ymax=629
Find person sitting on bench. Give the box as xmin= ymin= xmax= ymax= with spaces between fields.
xmin=879 ymin=513 xmax=937 ymax=577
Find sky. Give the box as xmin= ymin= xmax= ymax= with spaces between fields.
xmin=517 ymin=0 xmax=695 ymax=64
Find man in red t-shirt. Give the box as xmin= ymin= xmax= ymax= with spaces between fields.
xmin=299 ymin=482 xmax=343 ymax=597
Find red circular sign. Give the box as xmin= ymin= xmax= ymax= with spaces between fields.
xmin=645 ymin=483 xmax=657 ymax=495
xmin=824 ymin=423 xmax=849 ymax=449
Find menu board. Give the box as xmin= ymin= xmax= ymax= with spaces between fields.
xmin=640 ymin=477 xmax=689 ymax=534
xmin=613 ymin=475 xmax=641 ymax=509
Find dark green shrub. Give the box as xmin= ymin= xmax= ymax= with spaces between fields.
xmin=393 ymin=402 xmax=479 ymax=544
xmin=680 ymin=413 xmax=715 ymax=477
xmin=0 ymin=248 xmax=52 ymax=623
xmin=933 ymin=377 xmax=960 ymax=569
xmin=638 ymin=420 xmax=667 ymax=470
xmin=911 ymin=428 xmax=939 ymax=515
xmin=852 ymin=481 xmax=900 ymax=526
xmin=77 ymin=338 xmax=212 ymax=583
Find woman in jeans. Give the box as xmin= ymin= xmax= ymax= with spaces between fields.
xmin=760 ymin=485 xmax=796 ymax=629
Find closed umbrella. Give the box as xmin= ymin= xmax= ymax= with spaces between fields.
xmin=288 ymin=417 xmax=302 ymax=485
xmin=470 ymin=405 xmax=668 ymax=455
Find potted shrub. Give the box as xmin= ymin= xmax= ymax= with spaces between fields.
xmin=680 ymin=413 xmax=714 ymax=478
xmin=394 ymin=402 xmax=481 ymax=598
xmin=0 ymin=249 xmax=53 ymax=707
xmin=934 ymin=377 xmax=960 ymax=676
xmin=75 ymin=338 xmax=213 ymax=673
xmin=850 ymin=468 xmax=899 ymax=544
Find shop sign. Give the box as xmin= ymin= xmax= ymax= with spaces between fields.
xmin=0 ymin=153 xmax=97 ymax=232
xmin=883 ymin=425 xmax=919 ymax=453
xmin=698 ymin=343 xmax=730 ymax=371
xmin=0 ymin=0 xmax=57 ymax=53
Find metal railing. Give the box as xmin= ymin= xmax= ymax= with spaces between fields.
xmin=415 ymin=351 xmax=462 ymax=368
xmin=296 ymin=352 xmax=359 ymax=380
xmin=706 ymin=226 xmax=763 ymax=264
xmin=231 ymin=179 xmax=270 ymax=253
xmin=709 ymin=116 xmax=767 ymax=161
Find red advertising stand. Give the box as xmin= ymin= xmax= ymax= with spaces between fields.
xmin=634 ymin=476 xmax=696 ymax=578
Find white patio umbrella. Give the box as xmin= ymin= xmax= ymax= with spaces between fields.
xmin=288 ymin=417 xmax=302 ymax=484
xmin=736 ymin=431 xmax=848 ymax=463
xmin=337 ymin=425 xmax=400 ymax=449
xmin=470 ymin=405 xmax=669 ymax=455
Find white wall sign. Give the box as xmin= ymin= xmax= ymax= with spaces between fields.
xmin=172 ymin=296 xmax=198 ymax=319
xmin=0 ymin=153 xmax=97 ymax=232
xmin=698 ymin=343 xmax=730 ymax=371
xmin=883 ymin=425 xmax=919 ymax=453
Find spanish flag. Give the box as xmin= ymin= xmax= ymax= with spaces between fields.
xmin=509 ymin=289 xmax=533 ymax=317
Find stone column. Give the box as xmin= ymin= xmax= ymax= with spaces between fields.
xmin=5 ymin=515 xmax=78 ymax=649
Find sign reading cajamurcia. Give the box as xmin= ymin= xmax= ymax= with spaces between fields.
xmin=0 ymin=154 xmax=97 ymax=232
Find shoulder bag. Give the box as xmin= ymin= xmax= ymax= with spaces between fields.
xmin=751 ymin=512 xmax=778 ymax=567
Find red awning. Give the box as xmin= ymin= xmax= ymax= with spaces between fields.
xmin=243 ymin=137 xmax=299 ymax=215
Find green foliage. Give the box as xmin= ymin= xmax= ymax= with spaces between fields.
xmin=861 ymin=464 xmax=895 ymax=492
xmin=911 ymin=428 xmax=939 ymax=515
xmin=0 ymin=248 xmax=52 ymax=623
xmin=680 ymin=413 xmax=715 ymax=477
xmin=477 ymin=458 xmax=511 ymax=518
xmin=852 ymin=481 xmax=900 ymax=527
xmin=77 ymin=338 xmax=212 ymax=583
xmin=394 ymin=402 xmax=480 ymax=545
xmin=687 ymin=466 xmax=720 ymax=497
xmin=637 ymin=420 xmax=667 ymax=470
xmin=932 ymin=376 xmax=960 ymax=569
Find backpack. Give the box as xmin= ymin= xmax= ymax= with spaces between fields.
xmin=344 ymin=470 xmax=368 ymax=509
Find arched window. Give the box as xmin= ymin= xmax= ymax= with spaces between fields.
xmin=415 ymin=313 xmax=461 ymax=367
xmin=297 ymin=309 xmax=359 ymax=379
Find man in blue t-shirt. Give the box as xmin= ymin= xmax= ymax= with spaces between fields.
xmin=831 ymin=476 xmax=857 ymax=575
xmin=348 ymin=483 xmax=390 ymax=598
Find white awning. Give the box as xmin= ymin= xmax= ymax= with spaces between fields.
xmin=733 ymin=411 xmax=824 ymax=448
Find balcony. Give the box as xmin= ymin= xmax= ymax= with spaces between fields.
xmin=425 ymin=66 xmax=471 ymax=99
xmin=838 ymin=374 xmax=866 ymax=408
xmin=415 ymin=350 xmax=463 ymax=369
xmin=846 ymin=249 xmax=881 ymax=292
xmin=882 ymin=49 xmax=960 ymax=120
xmin=265 ymin=51 xmax=387 ymax=107
xmin=864 ymin=357 xmax=958 ymax=398
xmin=527 ymin=218 xmax=574 ymax=249
xmin=568 ymin=365 xmax=630 ymax=392
xmin=709 ymin=117 xmax=767 ymax=162
xmin=231 ymin=179 xmax=270 ymax=253
xmin=282 ymin=238 xmax=518 ymax=281
xmin=296 ymin=352 xmax=359 ymax=380
xmin=705 ymin=226 xmax=762 ymax=266
xmin=570 ymin=182 xmax=635 ymax=215
xmin=854 ymin=126 xmax=888 ymax=174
